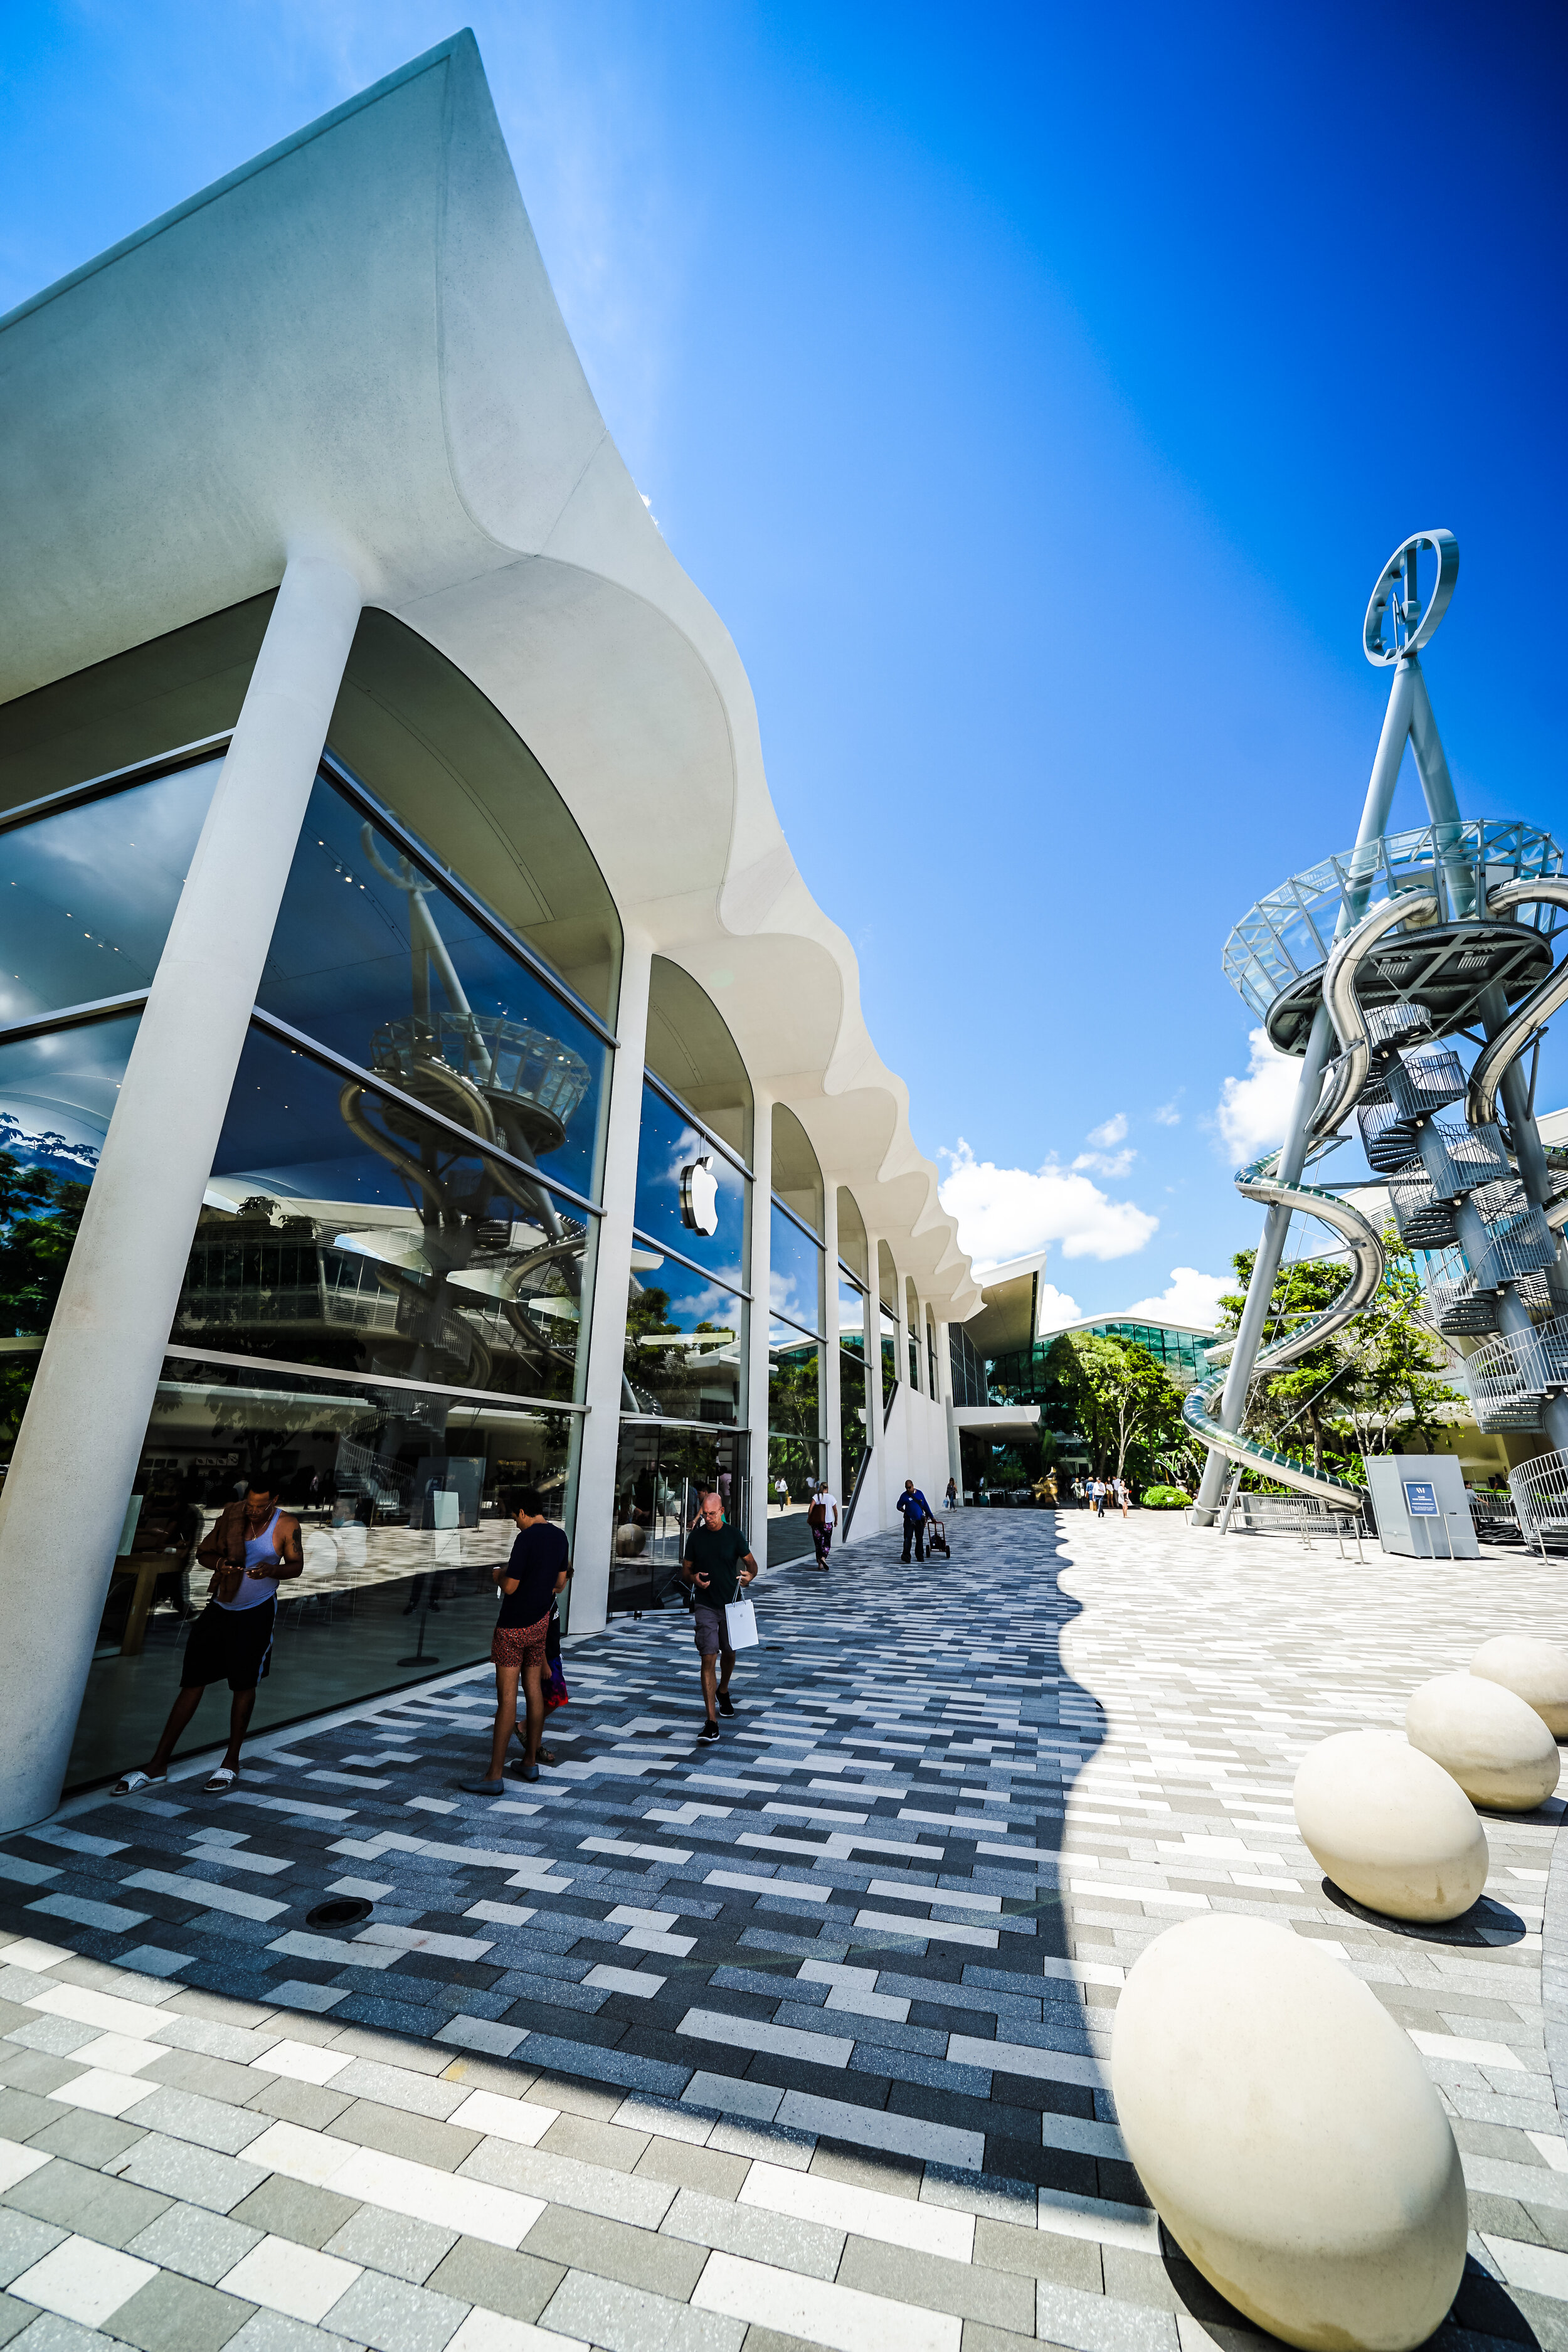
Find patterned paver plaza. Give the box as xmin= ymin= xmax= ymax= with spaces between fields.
xmin=0 ymin=1508 xmax=1561 ymax=2352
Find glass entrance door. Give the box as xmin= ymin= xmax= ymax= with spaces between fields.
xmin=612 ymin=1422 xmax=751 ymax=1614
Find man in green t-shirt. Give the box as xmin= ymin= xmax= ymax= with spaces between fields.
xmin=681 ymin=1490 xmax=758 ymax=1742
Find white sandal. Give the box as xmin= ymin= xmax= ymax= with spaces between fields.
xmin=112 ymin=1769 xmax=166 ymax=1796
xmin=203 ymin=1767 xmax=238 ymax=1794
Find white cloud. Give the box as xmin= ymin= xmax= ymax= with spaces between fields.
xmin=1087 ymin=1113 xmax=1128 ymax=1148
xmin=1125 ymin=1266 xmax=1231 ymax=1329
xmin=1153 ymin=1099 xmax=1181 ymax=1126
xmin=1073 ymin=1146 xmax=1136 ymax=1178
xmin=1216 ymin=1027 xmax=1303 ymax=1160
xmin=1036 ymin=1281 xmax=1084 ymax=1328
xmin=939 ymin=1140 xmax=1159 ymax=1268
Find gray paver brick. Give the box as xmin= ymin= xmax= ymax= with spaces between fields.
xmin=542 ymin=2266 xmax=746 ymax=2352
xmin=424 ymin=2236 xmax=563 ymax=2324
xmin=1036 ymin=2278 xmax=1184 ymax=2352
xmin=975 ymin=2215 xmax=1103 ymax=2291
xmin=838 ymin=2234 xmax=1034 ymax=2331
xmin=241 ymin=2079 xmax=352 ymax=2132
xmin=322 ymin=2208 xmax=458 ymax=2286
xmin=0 ymin=2299 xmax=38 ymax=2348
xmin=536 ymin=2114 xmax=650 ymax=2175
xmin=326 ymin=2062 xmax=467 ymax=2122
xmin=221 ymin=2312 xmax=363 ymax=2352
xmin=129 ymin=2085 xmax=273 ymax=2156
xmin=128 ymin=2201 xmax=264 ymax=2286
xmin=108 ymin=2266 xmax=257 ymax=2352
xmin=634 ymin=2139 xmax=748 ymax=2201
xmin=145 ymin=2049 xmax=273 ymax=2106
xmin=459 ymin=2137 xmax=676 ymax=2229
xmin=23 ymin=2111 xmax=144 ymax=2169
xmin=319 ymin=2268 xmax=468 ymax=2352
xmin=0 ymin=2215 xmax=64 ymax=2291
xmin=323 ymin=2103 xmax=480 ymax=2171
xmin=6 ymin=2310 xmax=100 ymax=2352
xmin=660 ymin=2186 xmax=842 ymax=2280
xmin=0 ymin=2097 xmax=57 ymax=2146
xmin=522 ymin=2204 xmax=706 ymax=2301
xmin=106 ymin=2131 xmax=267 ymax=2213
xmin=228 ymin=2178 xmax=363 ymax=2250
xmin=3 ymin=2156 xmax=169 ymax=2247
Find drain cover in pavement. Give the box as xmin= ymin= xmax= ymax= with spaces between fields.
xmin=305 ymin=1896 xmax=373 ymax=1929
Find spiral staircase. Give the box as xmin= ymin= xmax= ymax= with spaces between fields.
xmin=1187 ymin=531 xmax=1568 ymax=1545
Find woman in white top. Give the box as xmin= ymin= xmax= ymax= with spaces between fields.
xmin=807 ymin=1484 xmax=839 ymax=1569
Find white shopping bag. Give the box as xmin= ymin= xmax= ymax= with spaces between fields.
xmin=724 ymin=1596 xmax=760 ymax=1650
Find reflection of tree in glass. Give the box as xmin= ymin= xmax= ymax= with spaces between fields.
xmin=768 ymin=1342 xmax=820 ymax=1444
xmin=623 ymin=1284 xmax=737 ymax=1415
xmin=0 ymin=1146 xmax=89 ymax=1444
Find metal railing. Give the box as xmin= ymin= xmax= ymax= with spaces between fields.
xmin=1463 ymin=1316 xmax=1568 ymax=1433
xmin=1508 ymin=1449 xmax=1568 ymax=1552
xmin=1387 ymin=1049 xmax=1468 ymax=1121
xmin=1424 ymin=1118 xmax=1511 ymax=1200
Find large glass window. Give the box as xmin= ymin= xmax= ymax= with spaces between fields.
xmin=772 ymin=1105 xmax=823 ymax=1237
xmin=634 ymin=1083 xmax=747 ymax=1283
xmin=644 ymin=957 xmax=753 ymax=1162
xmin=927 ymin=1311 xmax=939 ymax=1400
xmin=906 ymin=1277 xmax=921 ymax=1394
xmin=0 ymin=759 xmax=221 ymax=1028
xmin=770 ymin=1200 xmax=824 ymax=1337
xmin=839 ymin=1347 xmax=869 ymax=1507
xmin=622 ymin=1249 xmax=746 ymax=1426
xmin=0 ymin=1013 xmax=140 ymax=1446
xmin=837 ymin=1187 xmax=870 ymax=1290
xmin=172 ymin=1025 xmax=592 ymax=1406
xmin=257 ymin=771 xmax=608 ymax=1203
xmin=326 ymin=611 xmax=622 ymax=1026
xmin=768 ymin=1320 xmax=824 ymax=1546
xmin=69 ymin=1355 xmax=576 ymax=1793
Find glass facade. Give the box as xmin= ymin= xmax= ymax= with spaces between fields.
xmin=622 ymin=1247 xmax=746 ymax=1425
xmin=172 ymin=1025 xmax=594 ymax=1404
xmin=770 ymin=1200 xmax=823 ymax=1338
xmin=0 ymin=758 xmax=221 ymax=1026
xmin=768 ymin=1320 xmax=824 ymax=1506
xmin=906 ymin=1276 xmax=921 ymax=1393
xmin=771 ymin=1104 xmax=823 ymax=1236
xmin=634 ymin=1083 xmax=747 ymax=1284
xmin=258 ymin=770 xmax=609 ymax=1203
xmin=611 ymin=1422 xmax=750 ymax=1613
xmin=949 ymin=1320 xmax=986 ymax=1409
xmin=837 ymin=1186 xmax=869 ymax=1288
xmin=620 ymin=964 xmax=753 ymax=1606
xmin=987 ymin=1321 xmax=1212 ymax=1402
xmin=0 ymin=606 xmax=627 ymax=1789
xmin=72 ymin=1357 xmax=575 ymax=1789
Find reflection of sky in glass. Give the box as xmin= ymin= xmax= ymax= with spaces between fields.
xmin=625 ymin=1249 xmax=745 ymax=1423
xmin=837 ymin=1274 xmax=867 ymax=1347
xmin=770 ymin=1202 xmax=823 ymax=1336
xmin=633 ymin=1083 xmax=748 ymax=1279
xmin=0 ymin=1014 xmax=139 ymax=1178
xmin=0 ymin=763 xmax=220 ymax=1027
xmin=258 ymin=776 xmax=608 ymax=1200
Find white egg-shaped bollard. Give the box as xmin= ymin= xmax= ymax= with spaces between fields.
xmin=1470 ymin=1635 xmax=1568 ymax=1737
xmin=1293 ymin=1729 xmax=1488 ymax=1922
xmin=1112 ymin=1914 xmax=1467 ymax=2352
xmin=1406 ymin=1671 xmax=1561 ymax=1812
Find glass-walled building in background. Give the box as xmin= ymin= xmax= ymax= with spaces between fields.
xmin=0 ymin=34 xmax=977 ymax=1824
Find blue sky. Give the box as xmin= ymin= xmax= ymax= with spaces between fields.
xmin=4 ymin=3 xmax=1565 ymax=1324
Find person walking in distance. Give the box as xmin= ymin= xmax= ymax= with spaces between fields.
xmin=945 ymin=1475 xmax=958 ymax=1512
xmin=773 ymin=1474 xmax=788 ymax=1513
xmin=114 ymin=1477 xmax=304 ymax=1796
xmin=681 ymin=1490 xmax=758 ymax=1741
xmin=461 ymin=1487 xmax=569 ymax=1794
xmin=807 ymin=1481 xmax=839 ymax=1569
xmin=898 ymin=1478 xmax=933 ymax=1562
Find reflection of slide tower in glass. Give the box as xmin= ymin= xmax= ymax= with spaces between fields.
xmin=1187 ymin=532 xmax=1568 ymax=1535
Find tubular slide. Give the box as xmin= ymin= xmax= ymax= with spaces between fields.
xmin=1200 ymin=531 xmax=1568 ymax=1529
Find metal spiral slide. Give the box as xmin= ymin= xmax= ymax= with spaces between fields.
xmin=1190 ymin=529 xmax=1568 ymax=1529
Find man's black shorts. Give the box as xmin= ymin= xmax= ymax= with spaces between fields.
xmin=181 ymin=1599 xmax=276 ymax=1692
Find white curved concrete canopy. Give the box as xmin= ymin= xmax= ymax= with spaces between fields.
xmin=0 ymin=31 xmax=978 ymax=1319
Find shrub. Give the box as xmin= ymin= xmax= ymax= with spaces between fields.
xmin=1141 ymin=1484 xmax=1189 ymax=1509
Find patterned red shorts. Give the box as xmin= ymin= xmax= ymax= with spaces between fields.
xmin=490 ymin=1614 xmax=549 ymax=1670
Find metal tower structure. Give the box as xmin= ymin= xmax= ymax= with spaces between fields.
xmin=1188 ymin=532 xmax=1568 ymax=1535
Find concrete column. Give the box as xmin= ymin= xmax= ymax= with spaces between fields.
xmin=0 ymin=555 xmax=363 ymax=1830
xmin=821 ymin=1178 xmax=842 ymax=1505
xmin=938 ymin=1320 xmax=963 ymax=1498
xmin=857 ymin=1243 xmax=884 ymax=1540
xmin=750 ymin=1096 xmax=773 ymax=1566
xmin=570 ymin=935 xmax=652 ymax=1634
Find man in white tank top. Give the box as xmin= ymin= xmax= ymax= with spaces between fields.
xmin=114 ymin=1477 xmax=304 ymax=1797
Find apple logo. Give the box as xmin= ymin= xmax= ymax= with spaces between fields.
xmin=680 ymin=1153 xmax=719 ymax=1237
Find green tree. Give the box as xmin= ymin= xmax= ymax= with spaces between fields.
xmin=0 ymin=1148 xmax=90 ymax=1446
xmin=1047 ymin=1332 xmax=1187 ymax=1482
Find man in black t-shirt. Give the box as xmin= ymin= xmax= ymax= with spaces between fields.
xmin=681 ymin=1491 xmax=758 ymax=1742
xmin=461 ymin=1487 xmax=570 ymax=1795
